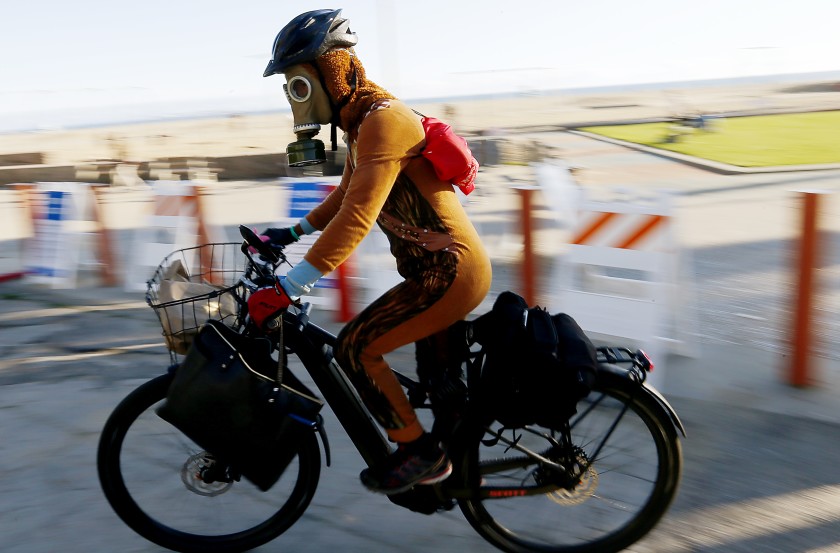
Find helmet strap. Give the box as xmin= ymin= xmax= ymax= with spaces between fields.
xmin=313 ymin=64 xmax=357 ymax=152
xmin=332 ymin=67 xmax=357 ymax=150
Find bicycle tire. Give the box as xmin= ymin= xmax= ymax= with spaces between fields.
xmin=456 ymin=381 xmax=682 ymax=553
xmin=97 ymin=374 xmax=321 ymax=553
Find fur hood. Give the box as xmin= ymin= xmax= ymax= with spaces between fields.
xmin=311 ymin=49 xmax=395 ymax=134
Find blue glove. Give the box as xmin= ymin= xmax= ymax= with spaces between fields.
xmin=282 ymin=260 xmax=324 ymax=299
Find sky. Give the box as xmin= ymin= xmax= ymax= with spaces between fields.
xmin=2 ymin=0 xmax=840 ymax=131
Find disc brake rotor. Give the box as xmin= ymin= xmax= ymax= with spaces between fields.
xmin=547 ymin=454 xmax=598 ymax=506
xmin=181 ymin=452 xmax=233 ymax=497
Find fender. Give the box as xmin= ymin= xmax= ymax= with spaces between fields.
xmin=596 ymin=363 xmax=687 ymax=438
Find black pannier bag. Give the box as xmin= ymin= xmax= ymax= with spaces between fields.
xmin=470 ymin=291 xmax=597 ymax=429
xmin=156 ymin=319 xmax=323 ymax=491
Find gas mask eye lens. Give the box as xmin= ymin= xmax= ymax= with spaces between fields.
xmin=284 ymin=76 xmax=312 ymax=103
xmin=292 ymin=78 xmax=310 ymax=100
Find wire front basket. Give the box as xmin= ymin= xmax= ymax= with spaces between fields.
xmin=146 ymin=243 xmax=250 ymax=363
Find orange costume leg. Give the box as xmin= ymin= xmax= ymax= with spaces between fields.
xmin=334 ymin=268 xmax=486 ymax=443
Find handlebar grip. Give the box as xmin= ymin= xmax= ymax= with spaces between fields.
xmin=297 ymin=302 xmax=312 ymax=332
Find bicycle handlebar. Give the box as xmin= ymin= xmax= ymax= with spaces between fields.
xmin=239 ymin=225 xmax=281 ymax=264
xmin=237 ymin=225 xmax=316 ymax=328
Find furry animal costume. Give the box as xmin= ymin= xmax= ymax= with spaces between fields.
xmin=312 ymin=49 xmax=394 ymax=134
xmin=298 ymin=48 xmax=492 ymax=443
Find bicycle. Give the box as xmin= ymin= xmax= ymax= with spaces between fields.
xmin=97 ymin=226 xmax=685 ymax=553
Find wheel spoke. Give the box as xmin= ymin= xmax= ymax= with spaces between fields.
xmin=457 ymin=383 xmax=682 ymax=552
xmin=97 ymin=375 xmax=320 ymax=552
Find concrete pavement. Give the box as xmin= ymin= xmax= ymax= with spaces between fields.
xmin=2 ymin=136 xmax=840 ymax=552
xmin=1 ymin=267 xmax=839 ymax=553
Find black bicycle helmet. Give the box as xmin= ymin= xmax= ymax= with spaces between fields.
xmin=263 ymin=9 xmax=358 ymax=77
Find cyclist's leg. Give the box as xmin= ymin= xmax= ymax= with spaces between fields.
xmin=335 ymin=277 xmax=453 ymax=443
xmin=416 ymin=330 xmax=468 ymax=444
xmin=335 ymin=267 xmax=485 ymax=492
xmin=415 ymin=330 xmax=449 ymax=385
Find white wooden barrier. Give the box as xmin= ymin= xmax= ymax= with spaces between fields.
xmin=24 ymin=183 xmax=84 ymax=288
xmin=20 ymin=182 xmax=116 ymax=288
xmin=125 ymin=180 xmax=209 ymax=291
xmin=549 ymin=189 xmax=697 ymax=390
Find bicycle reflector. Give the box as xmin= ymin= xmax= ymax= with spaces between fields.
xmin=248 ymin=286 xmax=291 ymax=330
xmin=635 ymin=349 xmax=654 ymax=372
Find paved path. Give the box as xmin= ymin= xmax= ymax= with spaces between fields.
xmin=1 ymin=289 xmax=838 ymax=553
xmin=2 ymin=133 xmax=840 ymax=552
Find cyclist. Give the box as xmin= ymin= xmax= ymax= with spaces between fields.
xmin=259 ymin=9 xmax=491 ymax=495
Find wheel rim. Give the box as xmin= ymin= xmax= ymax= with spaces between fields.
xmin=459 ymin=387 xmax=680 ymax=552
xmin=98 ymin=376 xmax=319 ymax=551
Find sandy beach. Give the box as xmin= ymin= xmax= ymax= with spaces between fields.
xmin=2 ymin=78 xmax=839 ymax=168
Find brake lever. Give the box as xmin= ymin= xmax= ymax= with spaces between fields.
xmin=238 ymin=225 xmax=282 ymax=264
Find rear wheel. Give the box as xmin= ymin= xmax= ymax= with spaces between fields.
xmin=97 ymin=374 xmax=321 ymax=553
xmin=456 ymin=383 xmax=682 ymax=553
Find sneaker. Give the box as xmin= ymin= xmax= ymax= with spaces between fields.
xmin=360 ymin=436 xmax=453 ymax=495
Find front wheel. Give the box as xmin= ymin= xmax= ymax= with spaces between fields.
xmin=97 ymin=374 xmax=321 ymax=553
xmin=456 ymin=382 xmax=682 ymax=553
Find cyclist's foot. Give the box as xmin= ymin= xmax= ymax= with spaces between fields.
xmin=360 ymin=434 xmax=452 ymax=495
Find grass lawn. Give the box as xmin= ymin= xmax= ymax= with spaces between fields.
xmin=579 ymin=111 xmax=840 ymax=167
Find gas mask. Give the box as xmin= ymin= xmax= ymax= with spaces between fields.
xmin=283 ymin=66 xmax=333 ymax=166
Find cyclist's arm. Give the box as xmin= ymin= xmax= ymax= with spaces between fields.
xmin=303 ymin=155 xmax=353 ymax=232
xmin=304 ymin=105 xmax=423 ymax=274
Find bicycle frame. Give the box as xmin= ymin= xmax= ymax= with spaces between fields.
xmin=279 ymin=306 xmax=572 ymax=502
xmin=279 ymin=307 xmax=394 ymax=473
xmin=235 ymin=230 xmax=431 ymax=477
xmin=239 ymin=228 xmax=686 ymax=500
xmin=277 ymin=303 xmax=687 ymax=507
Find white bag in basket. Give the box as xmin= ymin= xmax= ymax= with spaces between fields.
xmin=157 ymin=260 xmax=238 ymax=354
